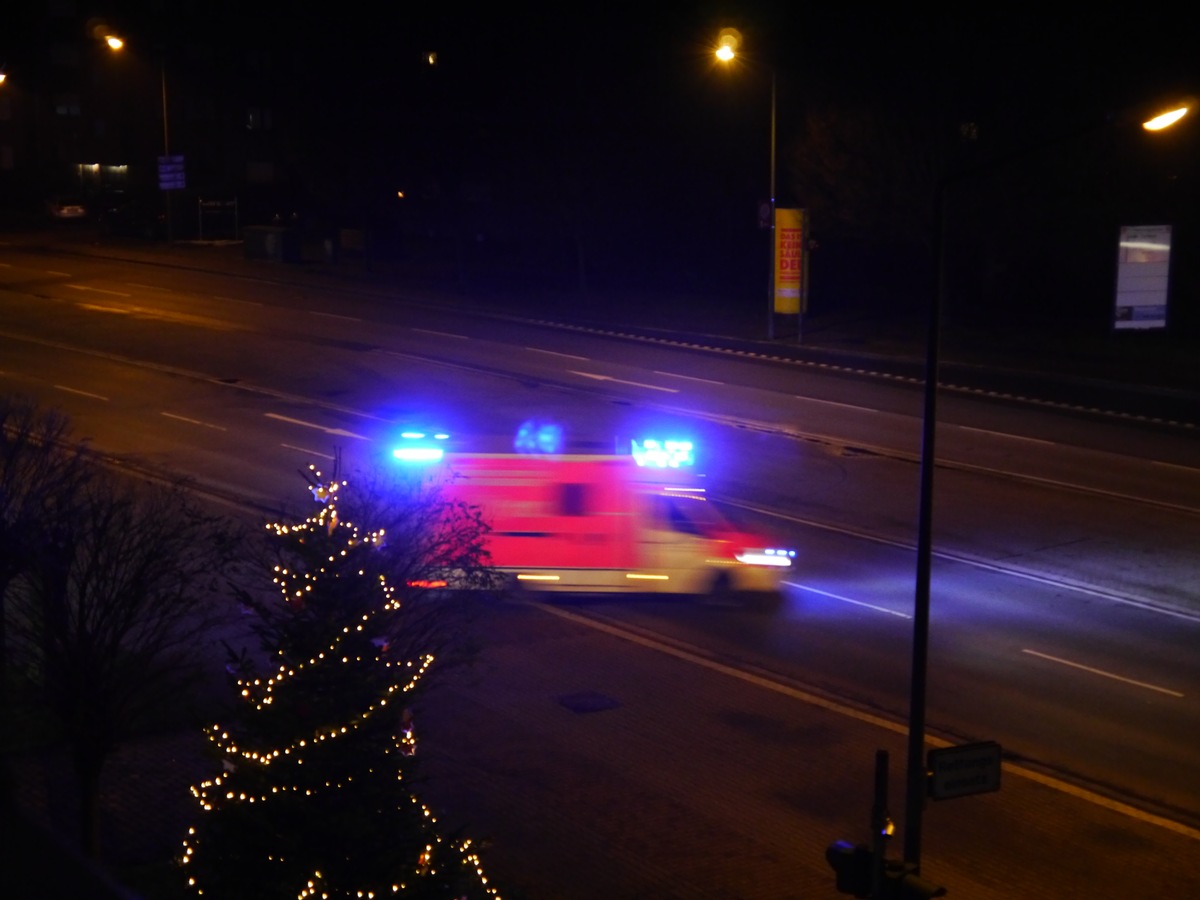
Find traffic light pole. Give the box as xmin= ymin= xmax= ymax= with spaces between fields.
xmin=871 ymin=750 xmax=892 ymax=899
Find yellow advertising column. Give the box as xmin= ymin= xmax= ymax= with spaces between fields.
xmin=774 ymin=208 xmax=808 ymax=339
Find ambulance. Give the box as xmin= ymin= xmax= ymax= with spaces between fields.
xmin=393 ymin=431 xmax=795 ymax=596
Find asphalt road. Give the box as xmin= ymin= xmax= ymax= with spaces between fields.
xmin=3 ymin=232 xmax=1199 ymax=897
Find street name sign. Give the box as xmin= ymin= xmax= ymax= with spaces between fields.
xmin=927 ymin=741 xmax=1002 ymax=801
xmin=158 ymin=154 xmax=186 ymax=190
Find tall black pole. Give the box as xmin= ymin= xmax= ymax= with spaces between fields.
xmin=903 ymin=178 xmax=946 ymax=870
xmin=766 ymin=67 xmax=777 ymax=340
xmin=160 ymin=54 xmax=173 ymax=244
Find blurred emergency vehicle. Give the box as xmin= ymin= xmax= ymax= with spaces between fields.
xmin=393 ymin=432 xmax=794 ymax=596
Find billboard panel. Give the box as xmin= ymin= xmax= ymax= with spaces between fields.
xmin=774 ymin=208 xmax=806 ymax=315
xmin=1114 ymin=224 xmax=1170 ymax=330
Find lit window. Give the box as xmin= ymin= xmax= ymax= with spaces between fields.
xmin=560 ymin=483 xmax=588 ymax=517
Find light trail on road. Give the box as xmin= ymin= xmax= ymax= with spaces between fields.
xmin=783 ymin=582 xmax=912 ymax=618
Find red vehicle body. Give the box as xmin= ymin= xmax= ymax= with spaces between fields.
xmin=431 ymin=451 xmax=794 ymax=595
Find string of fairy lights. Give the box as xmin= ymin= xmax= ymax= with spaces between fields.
xmin=198 ymin=653 xmax=430 ymax=775
xmin=180 ymin=467 xmax=500 ymax=898
xmin=240 ymin=596 xmax=408 ymax=711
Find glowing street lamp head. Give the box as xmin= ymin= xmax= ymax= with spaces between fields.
xmin=716 ymin=27 xmax=741 ymax=63
xmin=104 ymin=34 xmax=124 ymax=51
xmin=1143 ymin=104 xmax=1189 ymax=131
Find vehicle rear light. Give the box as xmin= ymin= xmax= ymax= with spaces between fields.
xmin=407 ymin=578 xmax=449 ymax=588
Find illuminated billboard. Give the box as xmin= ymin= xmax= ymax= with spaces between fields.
xmin=774 ymin=208 xmax=807 ymax=316
xmin=1114 ymin=225 xmax=1171 ymax=330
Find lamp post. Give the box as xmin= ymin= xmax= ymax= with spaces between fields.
xmin=716 ymin=28 xmax=778 ymax=340
xmin=900 ymin=96 xmax=1191 ymax=876
xmin=103 ymin=32 xmax=174 ymax=242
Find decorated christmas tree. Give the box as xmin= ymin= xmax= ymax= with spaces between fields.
xmin=180 ymin=462 xmax=500 ymax=899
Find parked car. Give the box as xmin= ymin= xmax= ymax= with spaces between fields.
xmin=96 ymin=193 xmax=166 ymax=239
xmin=46 ymin=196 xmax=88 ymax=220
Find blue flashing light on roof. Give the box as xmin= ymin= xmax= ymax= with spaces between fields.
xmin=631 ymin=438 xmax=694 ymax=468
xmin=514 ymin=419 xmax=565 ymax=455
xmin=392 ymin=430 xmax=450 ymax=464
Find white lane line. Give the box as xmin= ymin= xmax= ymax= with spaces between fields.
xmin=957 ymin=425 xmax=1056 ymax=446
xmin=792 ymin=395 xmax=879 ymax=414
xmin=412 ymin=327 xmax=468 ymax=340
xmin=1022 ymin=649 xmax=1184 ymax=697
xmin=1150 ymin=459 xmax=1200 ymax=474
xmin=654 ymin=370 xmax=725 ymax=386
xmin=526 ymin=347 xmax=589 ymax=361
xmin=54 ymin=385 xmax=108 ymax=401
xmin=935 ymin=457 xmax=1196 ymax=515
xmin=281 ymin=443 xmax=337 ymax=460
xmin=162 ymin=412 xmax=227 ymax=431
xmin=568 ymin=370 xmax=680 ymax=393
xmin=265 ymin=412 xmax=369 ymax=440
xmin=64 ymin=284 xmax=131 ymax=297
xmin=785 ymin=582 xmax=911 ymax=618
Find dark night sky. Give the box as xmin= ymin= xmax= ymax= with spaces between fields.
xmin=15 ymin=3 xmax=1194 ymax=168
xmin=46 ymin=3 xmax=1194 ymax=198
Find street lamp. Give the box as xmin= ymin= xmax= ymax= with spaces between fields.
xmin=103 ymin=31 xmax=174 ymax=242
xmin=901 ymin=96 xmax=1191 ymax=876
xmin=715 ymin=28 xmax=778 ymax=340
